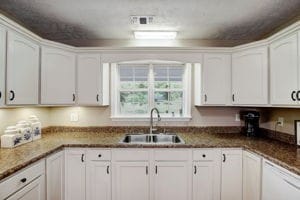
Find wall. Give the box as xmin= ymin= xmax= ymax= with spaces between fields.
xmin=260 ymin=108 xmax=300 ymax=135
xmin=0 ymin=107 xmax=51 ymax=134
xmin=48 ymin=106 xmax=242 ymax=127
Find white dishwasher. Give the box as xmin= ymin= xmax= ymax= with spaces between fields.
xmin=262 ymin=161 xmax=300 ymax=200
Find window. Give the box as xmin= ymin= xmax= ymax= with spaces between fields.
xmin=111 ymin=61 xmax=192 ymax=120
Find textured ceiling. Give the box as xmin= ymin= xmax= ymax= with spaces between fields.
xmin=0 ymin=0 xmax=300 ymax=46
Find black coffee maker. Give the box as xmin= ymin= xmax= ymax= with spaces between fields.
xmin=241 ymin=111 xmax=260 ymax=137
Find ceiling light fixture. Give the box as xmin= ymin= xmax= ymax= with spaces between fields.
xmin=134 ymin=31 xmax=177 ymax=39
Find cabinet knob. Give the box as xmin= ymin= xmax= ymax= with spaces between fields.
xmin=73 ymin=94 xmax=76 ymax=102
xmin=194 ymin=166 xmax=197 ymax=174
xmin=96 ymin=94 xmax=99 ymax=102
xmin=204 ymin=94 xmax=207 ymax=102
xmin=0 ymin=91 xmax=2 ymax=99
xmin=98 ymin=154 xmax=102 ymax=158
xmin=232 ymin=94 xmax=235 ymax=102
xmin=20 ymin=178 xmax=27 ymax=183
xmin=202 ymin=154 xmax=206 ymax=158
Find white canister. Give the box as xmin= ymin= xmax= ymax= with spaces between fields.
xmin=28 ymin=116 xmax=42 ymax=140
xmin=16 ymin=121 xmax=33 ymax=143
xmin=1 ymin=133 xmax=23 ymax=148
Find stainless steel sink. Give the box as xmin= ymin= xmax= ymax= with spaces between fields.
xmin=119 ymin=133 xmax=185 ymax=144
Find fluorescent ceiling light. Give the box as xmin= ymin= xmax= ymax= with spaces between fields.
xmin=134 ymin=31 xmax=177 ymax=39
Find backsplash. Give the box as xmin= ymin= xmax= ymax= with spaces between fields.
xmin=0 ymin=108 xmax=50 ymax=133
xmin=48 ymin=106 xmax=242 ymax=127
xmin=260 ymin=108 xmax=300 ymax=135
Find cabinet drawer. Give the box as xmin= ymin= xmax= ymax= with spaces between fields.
xmin=0 ymin=159 xmax=45 ymax=199
xmin=112 ymin=149 xmax=149 ymax=161
xmin=154 ymin=149 xmax=190 ymax=161
xmin=87 ymin=149 xmax=111 ymax=161
xmin=193 ymin=149 xmax=217 ymax=161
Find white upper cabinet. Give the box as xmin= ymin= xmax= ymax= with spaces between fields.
xmin=6 ymin=31 xmax=39 ymax=105
xmin=77 ymin=54 xmax=102 ymax=105
xmin=221 ymin=149 xmax=243 ymax=200
xmin=41 ymin=46 xmax=76 ymax=105
xmin=232 ymin=46 xmax=268 ymax=105
xmin=0 ymin=26 xmax=5 ymax=107
xmin=202 ymin=54 xmax=231 ymax=105
xmin=270 ymin=32 xmax=299 ymax=105
xmin=243 ymin=151 xmax=261 ymax=200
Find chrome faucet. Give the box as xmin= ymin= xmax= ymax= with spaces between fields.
xmin=150 ymin=108 xmax=161 ymax=134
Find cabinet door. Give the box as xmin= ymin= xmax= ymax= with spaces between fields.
xmin=270 ymin=33 xmax=298 ymax=105
xmin=77 ymin=54 xmax=102 ymax=105
xmin=114 ymin=162 xmax=150 ymax=200
xmin=41 ymin=46 xmax=76 ymax=105
xmin=65 ymin=149 xmax=85 ymax=200
xmin=86 ymin=161 xmax=111 ymax=200
xmin=193 ymin=161 xmax=221 ymax=200
xmin=6 ymin=31 xmax=39 ymax=105
xmin=46 ymin=151 xmax=64 ymax=200
xmin=7 ymin=175 xmax=45 ymax=200
xmin=243 ymin=151 xmax=261 ymax=200
xmin=221 ymin=150 xmax=242 ymax=200
xmin=154 ymin=161 xmax=190 ymax=200
xmin=262 ymin=161 xmax=300 ymax=200
xmin=232 ymin=47 xmax=268 ymax=105
xmin=202 ymin=54 xmax=231 ymax=105
xmin=0 ymin=26 xmax=5 ymax=107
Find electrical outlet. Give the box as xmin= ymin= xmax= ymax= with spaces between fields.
xmin=70 ymin=112 xmax=79 ymax=122
xmin=235 ymin=113 xmax=240 ymax=122
xmin=277 ymin=117 xmax=284 ymax=127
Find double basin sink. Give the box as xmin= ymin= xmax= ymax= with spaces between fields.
xmin=119 ymin=133 xmax=185 ymax=144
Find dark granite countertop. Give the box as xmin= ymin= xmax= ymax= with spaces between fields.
xmin=0 ymin=130 xmax=299 ymax=181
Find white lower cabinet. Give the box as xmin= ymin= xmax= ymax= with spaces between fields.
xmin=7 ymin=175 xmax=45 ymax=200
xmin=86 ymin=161 xmax=111 ymax=200
xmin=0 ymin=160 xmax=45 ymax=200
xmin=65 ymin=148 xmax=86 ymax=200
xmin=46 ymin=151 xmax=64 ymax=200
xmin=262 ymin=161 xmax=300 ymax=200
xmin=193 ymin=149 xmax=221 ymax=200
xmin=154 ymin=161 xmax=190 ymax=200
xmin=5 ymin=148 xmax=300 ymax=200
xmin=221 ymin=149 xmax=243 ymax=200
xmin=114 ymin=162 xmax=150 ymax=200
xmin=243 ymin=151 xmax=261 ymax=200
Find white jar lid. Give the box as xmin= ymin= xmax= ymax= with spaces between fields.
xmin=6 ymin=126 xmax=17 ymax=130
xmin=4 ymin=129 xmax=18 ymax=134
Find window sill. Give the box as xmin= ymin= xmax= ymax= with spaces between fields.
xmin=111 ymin=116 xmax=192 ymax=122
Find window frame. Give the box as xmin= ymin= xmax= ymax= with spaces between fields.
xmin=111 ymin=60 xmax=192 ymax=121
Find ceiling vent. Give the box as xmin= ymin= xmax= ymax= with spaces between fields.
xmin=130 ymin=16 xmax=154 ymax=25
